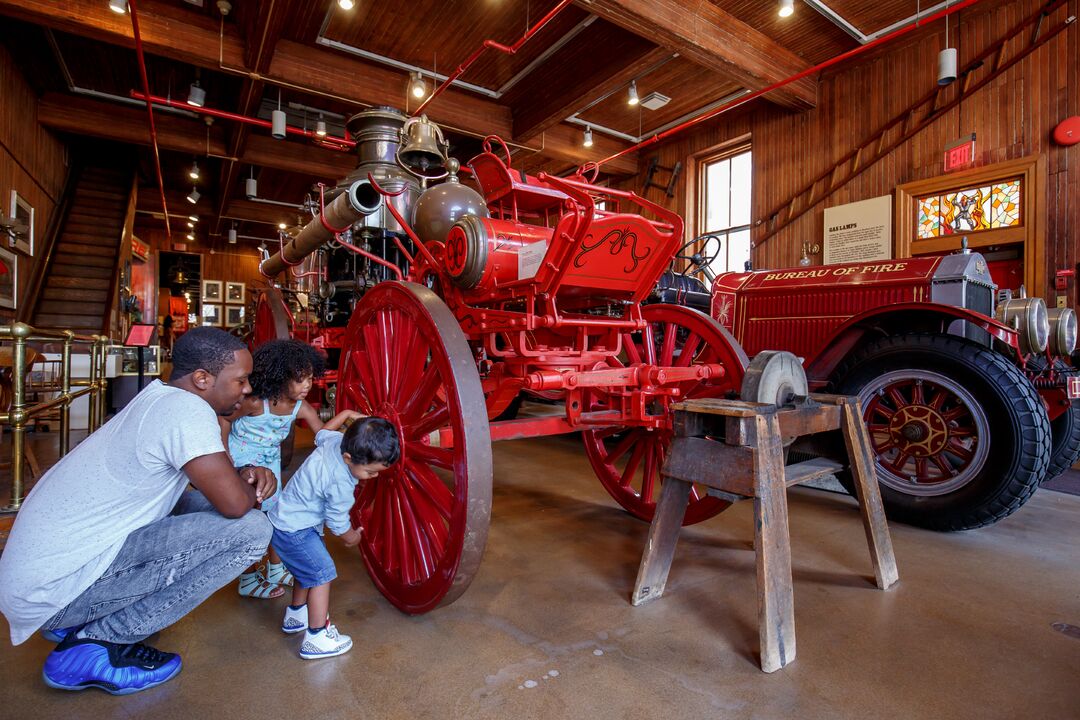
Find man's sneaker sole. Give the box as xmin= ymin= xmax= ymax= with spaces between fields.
xmin=299 ymin=638 xmax=352 ymax=660
xmin=41 ymin=662 xmax=182 ymax=695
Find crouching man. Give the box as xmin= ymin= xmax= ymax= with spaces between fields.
xmin=0 ymin=327 xmax=277 ymax=695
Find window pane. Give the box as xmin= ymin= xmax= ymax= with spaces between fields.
xmin=729 ymin=151 xmax=752 ymax=227
xmin=705 ymin=159 xmax=730 ymax=231
xmin=727 ymin=229 xmax=751 ymax=273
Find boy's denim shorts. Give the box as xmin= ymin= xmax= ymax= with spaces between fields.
xmin=270 ymin=526 xmax=337 ymax=588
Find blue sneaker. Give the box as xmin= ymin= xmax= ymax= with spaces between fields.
xmin=42 ymin=636 xmax=182 ymax=695
xmin=40 ymin=626 xmax=75 ymax=643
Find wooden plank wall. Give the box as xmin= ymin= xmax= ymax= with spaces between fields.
xmin=0 ymin=42 xmax=68 ymax=321
xmin=615 ymin=0 xmax=1077 ymax=306
xmin=137 ymin=226 xmax=267 ymax=302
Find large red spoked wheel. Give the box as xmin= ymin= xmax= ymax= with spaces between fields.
xmin=337 ymin=281 xmax=492 ymax=614
xmin=582 ymin=304 xmax=748 ymax=525
xmin=250 ymin=287 xmax=292 ymax=349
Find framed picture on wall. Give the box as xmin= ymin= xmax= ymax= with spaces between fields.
xmin=225 ymin=305 xmax=245 ymax=326
xmin=225 ymin=281 xmax=245 ymax=304
xmin=201 ymin=279 xmax=222 ymax=303
xmin=0 ymin=246 xmax=17 ymax=309
xmin=7 ymin=190 xmax=34 ymax=256
xmin=201 ymin=303 xmax=222 ymax=327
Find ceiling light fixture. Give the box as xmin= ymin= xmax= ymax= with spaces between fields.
xmin=188 ymin=160 xmax=200 ymax=181
xmin=228 ymin=223 xmax=237 ymax=244
xmin=271 ymin=90 xmax=287 ymax=140
xmin=278 ymin=222 xmax=287 ymax=230
xmin=186 ymin=233 xmax=195 ymax=241
xmin=188 ymin=214 xmax=199 ymax=222
xmin=338 ymin=0 xmax=354 ymax=9
xmin=583 ymin=126 xmax=594 ymax=148
xmin=779 ymin=0 xmax=794 ymax=18
xmin=246 ymin=168 xmax=258 ymax=199
xmin=109 ymin=0 xmax=128 ymax=14
xmin=186 ymin=187 xmax=201 ymax=205
xmin=409 ymin=71 xmax=427 ymax=100
xmin=315 ymin=115 xmax=327 ymax=137
xmin=187 ymin=221 xmax=194 ymax=229
xmin=627 ymin=80 xmax=639 ymax=106
xmin=187 ymin=81 xmax=206 ymax=108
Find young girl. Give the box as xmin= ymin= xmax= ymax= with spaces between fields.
xmin=222 ymin=338 xmax=359 ymax=598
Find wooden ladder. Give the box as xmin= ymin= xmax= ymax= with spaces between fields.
xmin=632 ymin=393 xmax=899 ymax=673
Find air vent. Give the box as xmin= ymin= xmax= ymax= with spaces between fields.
xmin=640 ymin=92 xmax=671 ymax=110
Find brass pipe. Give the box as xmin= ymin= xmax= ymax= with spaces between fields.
xmin=60 ymin=333 xmax=72 ymax=456
xmin=8 ymin=322 xmax=29 ymax=510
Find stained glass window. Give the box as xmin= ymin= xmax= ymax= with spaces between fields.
xmin=916 ymin=177 xmax=1022 ymax=238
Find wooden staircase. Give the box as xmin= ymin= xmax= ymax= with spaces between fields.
xmin=32 ymin=165 xmax=132 ymax=333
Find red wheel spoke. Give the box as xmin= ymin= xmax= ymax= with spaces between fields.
xmin=400 ymin=363 xmax=443 ymax=423
xmin=674 ymin=332 xmax=701 ymax=368
xmin=361 ymin=324 xmax=388 ymax=405
xmin=402 ymin=466 xmax=449 ymax=557
xmin=660 ymin=322 xmax=677 ymax=367
xmin=376 ymin=311 xmax=396 ymax=403
xmin=605 ymin=431 xmax=639 ymax=465
xmin=411 ymin=405 xmax=451 ymax=439
xmin=404 ymin=459 xmax=453 ymax=522
xmin=641 ymin=442 xmax=657 ymax=504
xmin=344 ymin=382 xmax=374 ymax=415
xmin=385 ymin=311 xmax=421 ymax=404
xmin=886 ymin=386 xmax=907 ymax=408
xmin=408 ymin=441 xmax=454 ymax=470
xmin=397 ymin=479 xmax=437 ymax=580
xmin=867 ymin=403 xmax=895 ymax=421
xmin=911 ymin=382 xmax=925 ymax=405
xmin=885 ymin=451 xmax=910 ymax=474
xmin=642 ymin=324 xmax=657 ymax=364
xmin=623 ymin=332 xmax=643 ymax=365
xmin=621 ymin=443 xmax=646 ymax=488
xmin=914 ymin=457 xmax=928 ymax=480
xmin=949 ymin=426 xmax=975 ymax=437
xmin=593 ymin=426 xmax=623 ymax=440
xmin=346 ymin=349 xmax=382 ymax=409
xmin=867 ymin=423 xmax=890 ymax=433
xmin=942 ymin=407 xmax=969 ymax=422
xmin=929 ymin=388 xmax=948 ymax=410
xmin=946 ymin=439 xmax=974 ymax=462
xmin=932 ymin=455 xmax=956 ymax=477
xmin=389 ymin=482 xmax=417 ymax=585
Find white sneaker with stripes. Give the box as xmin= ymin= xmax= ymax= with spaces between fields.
xmin=299 ymin=624 xmax=352 ymax=660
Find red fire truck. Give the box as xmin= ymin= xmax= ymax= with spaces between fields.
xmin=688 ymin=249 xmax=1078 ymax=531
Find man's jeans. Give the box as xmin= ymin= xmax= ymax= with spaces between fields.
xmin=42 ymin=490 xmax=271 ymax=644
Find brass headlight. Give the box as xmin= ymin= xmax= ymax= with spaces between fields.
xmin=1047 ymin=307 xmax=1077 ymax=357
xmin=995 ymin=297 xmax=1049 ymax=355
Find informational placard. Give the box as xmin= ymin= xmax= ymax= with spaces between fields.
xmin=823 ymin=194 xmax=892 ymax=265
xmin=124 ymin=324 xmax=157 ymax=347
xmin=518 ymin=240 xmax=547 ymax=280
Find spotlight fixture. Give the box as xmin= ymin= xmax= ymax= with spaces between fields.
xmin=187 ymin=81 xmax=206 ymax=108
xmin=272 ymin=89 xmax=287 ymax=139
xmin=409 ymin=71 xmax=427 ymax=100
xmin=583 ymin=126 xmax=594 ymax=148
xmin=109 ymin=0 xmax=128 ymax=13
xmin=278 ymin=222 xmax=287 ymax=230
xmin=186 ymin=187 xmax=201 ymax=205
xmin=627 ymin=80 xmax=639 ymax=106
xmin=228 ymin=224 xmax=237 ymax=244
xmin=778 ymin=0 xmax=794 ymax=18
xmin=188 ymin=214 xmax=199 ymax=222
xmin=245 ymin=174 xmax=257 ymax=199
xmin=338 ymin=0 xmax=354 ymax=8
xmin=315 ymin=116 xmax=327 ymax=137
xmin=187 ymin=221 xmax=194 ymax=229
xmin=188 ymin=160 xmax=200 ymax=181
xmin=186 ymin=233 xmax=195 ymax=241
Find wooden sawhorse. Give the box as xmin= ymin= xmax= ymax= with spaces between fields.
xmin=632 ymin=394 xmax=899 ymax=673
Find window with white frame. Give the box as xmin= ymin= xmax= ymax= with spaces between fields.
xmin=697 ymin=146 xmax=752 ymax=276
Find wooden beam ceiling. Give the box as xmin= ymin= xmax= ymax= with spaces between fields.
xmin=37 ymin=94 xmax=357 ymax=178
xmin=577 ymin=0 xmax=818 ymax=111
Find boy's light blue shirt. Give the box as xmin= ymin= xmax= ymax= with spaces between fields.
xmin=268 ymin=429 xmax=356 ymax=536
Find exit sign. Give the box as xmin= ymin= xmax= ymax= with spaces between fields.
xmin=944 ymin=134 xmax=976 ymax=172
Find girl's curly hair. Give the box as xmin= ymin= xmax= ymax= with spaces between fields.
xmin=249 ymin=339 xmax=326 ymax=402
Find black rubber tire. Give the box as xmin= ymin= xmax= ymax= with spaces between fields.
xmin=1026 ymin=356 xmax=1080 ymax=483
xmin=832 ymin=333 xmax=1051 ymax=531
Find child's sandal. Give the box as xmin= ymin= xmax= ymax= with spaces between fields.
xmin=238 ymin=571 xmax=285 ymax=599
xmin=265 ymin=562 xmax=294 ymax=587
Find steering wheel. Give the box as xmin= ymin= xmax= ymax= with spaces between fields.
xmin=673 ymin=234 xmax=723 ymax=280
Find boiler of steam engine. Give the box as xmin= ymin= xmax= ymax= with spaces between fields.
xmin=412 ymin=158 xmax=489 ymax=246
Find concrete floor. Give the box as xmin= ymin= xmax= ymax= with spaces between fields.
xmin=1 ymin=430 xmax=1079 ymax=719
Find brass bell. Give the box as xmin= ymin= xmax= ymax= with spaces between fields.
xmin=397 ymin=115 xmax=449 ymax=179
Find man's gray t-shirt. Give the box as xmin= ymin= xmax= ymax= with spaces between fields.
xmin=0 ymin=380 xmax=225 ymax=644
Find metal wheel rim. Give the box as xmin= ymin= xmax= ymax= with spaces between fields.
xmin=582 ymin=304 xmax=748 ymax=525
xmin=859 ymin=368 xmax=990 ymax=496
xmin=337 ymin=281 xmax=492 ymax=613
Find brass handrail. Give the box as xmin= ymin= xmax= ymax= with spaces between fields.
xmin=1 ymin=322 xmax=110 ymax=511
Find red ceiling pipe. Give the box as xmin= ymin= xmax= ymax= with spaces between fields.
xmin=596 ymin=0 xmax=985 ymax=169
xmin=129 ymin=91 xmax=356 ymax=149
xmin=413 ymin=0 xmax=574 ymax=116
xmin=127 ymin=0 xmax=170 ymax=236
